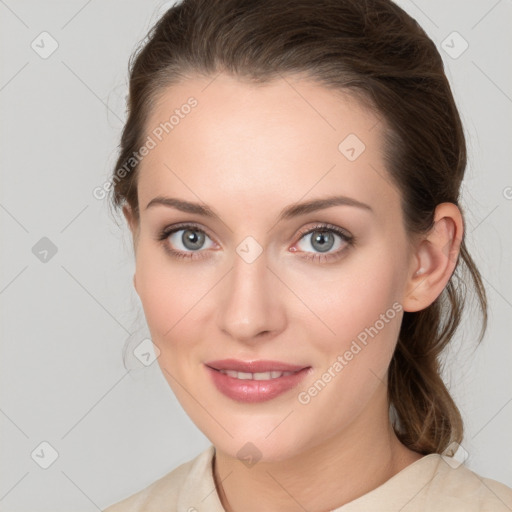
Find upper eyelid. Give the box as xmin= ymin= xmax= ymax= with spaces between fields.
xmin=162 ymin=222 xmax=217 ymax=243
xmin=161 ymin=222 xmax=352 ymax=246
xmin=296 ymin=223 xmax=352 ymax=239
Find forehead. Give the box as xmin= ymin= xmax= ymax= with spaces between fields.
xmin=137 ymin=73 xmax=400 ymax=220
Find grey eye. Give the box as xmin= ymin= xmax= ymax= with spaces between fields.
xmin=310 ymin=230 xmax=335 ymax=252
xmin=168 ymin=228 xmax=214 ymax=252
xmin=182 ymin=229 xmax=205 ymax=250
xmin=297 ymin=229 xmax=347 ymax=254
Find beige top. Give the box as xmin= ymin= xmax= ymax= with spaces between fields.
xmin=103 ymin=445 xmax=512 ymax=511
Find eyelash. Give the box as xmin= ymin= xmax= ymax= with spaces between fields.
xmin=157 ymin=222 xmax=355 ymax=263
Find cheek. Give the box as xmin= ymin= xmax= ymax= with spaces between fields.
xmin=134 ymin=245 xmax=217 ymax=357
xmin=134 ymin=246 xmax=186 ymax=341
xmin=307 ymin=274 xmax=402 ymax=395
xmin=134 ymin=254 xmax=203 ymax=400
xmin=135 ymin=234 xmax=407 ymax=352
xmin=293 ymin=247 xmax=405 ymax=407
xmin=290 ymin=245 xmax=406 ymax=353
xmin=131 ymin=235 xmax=407 ymax=452
xmin=295 ymin=291 xmax=403 ymax=445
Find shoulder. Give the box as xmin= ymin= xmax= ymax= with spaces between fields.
xmin=102 ymin=445 xmax=216 ymax=512
xmin=340 ymin=453 xmax=512 ymax=512
xmin=423 ymin=455 xmax=512 ymax=511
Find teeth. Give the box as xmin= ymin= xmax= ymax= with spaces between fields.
xmin=219 ymin=370 xmax=296 ymax=380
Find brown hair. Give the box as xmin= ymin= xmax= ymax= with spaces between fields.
xmin=109 ymin=0 xmax=487 ymax=455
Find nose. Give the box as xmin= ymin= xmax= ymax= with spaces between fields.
xmin=215 ymin=249 xmax=287 ymax=344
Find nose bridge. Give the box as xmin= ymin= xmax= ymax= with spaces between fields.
xmin=216 ymin=243 xmax=285 ymax=342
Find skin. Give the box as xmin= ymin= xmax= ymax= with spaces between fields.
xmin=123 ymin=72 xmax=463 ymax=511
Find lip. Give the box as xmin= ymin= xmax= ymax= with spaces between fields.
xmin=205 ymin=359 xmax=307 ymax=373
xmin=204 ymin=359 xmax=311 ymax=403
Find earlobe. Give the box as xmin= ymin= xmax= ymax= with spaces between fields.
xmin=403 ymin=203 xmax=463 ymax=312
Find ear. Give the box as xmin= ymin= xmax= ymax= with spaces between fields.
xmin=123 ymin=204 xmax=139 ymax=294
xmin=122 ymin=204 xmax=138 ymax=237
xmin=403 ymin=202 xmax=463 ymax=312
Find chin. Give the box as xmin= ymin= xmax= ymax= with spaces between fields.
xmin=211 ymin=425 xmax=310 ymax=464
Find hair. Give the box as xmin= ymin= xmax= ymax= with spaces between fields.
xmin=109 ymin=0 xmax=487 ymax=455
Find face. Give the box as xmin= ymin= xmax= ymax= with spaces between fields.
xmin=125 ymin=73 xmax=418 ymax=462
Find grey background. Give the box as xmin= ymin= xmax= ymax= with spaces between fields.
xmin=0 ymin=0 xmax=511 ymax=510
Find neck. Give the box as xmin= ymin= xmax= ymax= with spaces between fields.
xmin=212 ymin=386 xmax=423 ymax=512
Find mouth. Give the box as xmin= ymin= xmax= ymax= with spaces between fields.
xmin=204 ymin=359 xmax=311 ymax=403
xmin=205 ymin=358 xmax=308 ymax=373
xmin=215 ymin=369 xmax=299 ymax=380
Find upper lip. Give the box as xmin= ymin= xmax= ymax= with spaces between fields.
xmin=205 ymin=359 xmax=309 ymax=373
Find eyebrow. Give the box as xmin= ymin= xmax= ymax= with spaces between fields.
xmin=145 ymin=195 xmax=373 ymax=222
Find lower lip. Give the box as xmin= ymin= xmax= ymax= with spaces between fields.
xmin=205 ymin=365 xmax=311 ymax=403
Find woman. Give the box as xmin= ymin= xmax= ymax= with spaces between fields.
xmin=104 ymin=0 xmax=512 ymax=510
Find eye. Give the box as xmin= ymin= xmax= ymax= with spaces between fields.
xmin=157 ymin=222 xmax=355 ymax=263
xmin=293 ymin=223 xmax=354 ymax=263
xmin=157 ymin=223 xmax=216 ymax=260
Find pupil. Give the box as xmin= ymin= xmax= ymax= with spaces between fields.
xmin=312 ymin=231 xmax=334 ymax=253
xmin=183 ymin=229 xmax=204 ymax=250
